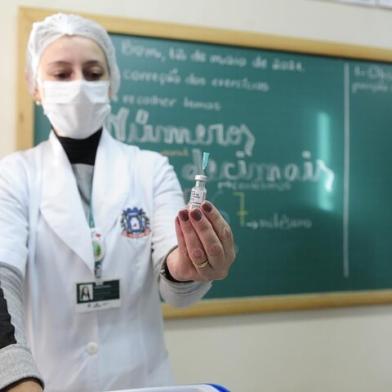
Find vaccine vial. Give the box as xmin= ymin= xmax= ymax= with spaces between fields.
xmin=188 ymin=174 xmax=207 ymax=210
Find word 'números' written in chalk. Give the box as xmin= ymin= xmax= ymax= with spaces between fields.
xmin=107 ymin=108 xmax=255 ymax=157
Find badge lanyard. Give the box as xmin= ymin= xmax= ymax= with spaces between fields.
xmin=74 ymin=190 xmax=121 ymax=314
xmin=87 ymin=202 xmax=105 ymax=281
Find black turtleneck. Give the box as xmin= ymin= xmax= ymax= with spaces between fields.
xmin=56 ymin=129 xmax=102 ymax=165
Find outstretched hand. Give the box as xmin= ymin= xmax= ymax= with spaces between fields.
xmin=166 ymin=201 xmax=236 ymax=282
xmin=7 ymin=380 xmax=43 ymax=392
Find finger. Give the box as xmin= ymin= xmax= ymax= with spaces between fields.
xmin=175 ymin=216 xmax=191 ymax=262
xmin=191 ymin=259 xmax=213 ymax=277
xmin=201 ymin=201 xmax=236 ymax=263
xmin=188 ymin=208 xmax=227 ymax=275
xmin=178 ymin=209 xmax=213 ymax=275
xmin=174 ymin=216 xmax=200 ymax=277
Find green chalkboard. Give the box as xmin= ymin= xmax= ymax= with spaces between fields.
xmin=20 ymin=8 xmax=392 ymax=316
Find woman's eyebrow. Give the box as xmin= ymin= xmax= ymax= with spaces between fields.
xmin=47 ymin=60 xmax=72 ymax=67
xmin=46 ymin=60 xmax=105 ymax=67
xmin=83 ymin=60 xmax=106 ymax=67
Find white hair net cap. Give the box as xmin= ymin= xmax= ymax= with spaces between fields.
xmin=26 ymin=13 xmax=121 ymax=97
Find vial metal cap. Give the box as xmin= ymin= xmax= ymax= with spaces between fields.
xmin=195 ymin=174 xmax=207 ymax=181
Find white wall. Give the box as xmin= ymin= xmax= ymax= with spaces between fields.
xmin=2 ymin=1 xmax=392 ymax=391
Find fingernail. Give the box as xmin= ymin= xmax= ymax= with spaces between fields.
xmin=202 ymin=201 xmax=212 ymax=213
xmin=179 ymin=210 xmax=189 ymax=222
xmin=190 ymin=208 xmax=202 ymax=221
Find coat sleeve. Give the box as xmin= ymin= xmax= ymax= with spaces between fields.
xmin=0 ymin=264 xmax=44 ymax=390
xmin=0 ymin=154 xmax=29 ymax=275
xmin=0 ymin=154 xmax=44 ymax=388
xmin=148 ymin=153 xmax=211 ymax=307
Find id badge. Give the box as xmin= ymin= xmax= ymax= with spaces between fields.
xmin=75 ymin=279 xmax=121 ymax=313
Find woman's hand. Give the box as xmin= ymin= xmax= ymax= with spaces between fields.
xmin=166 ymin=201 xmax=236 ymax=282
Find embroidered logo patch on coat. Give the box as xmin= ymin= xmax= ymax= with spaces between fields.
xmin=121 ymin=207 xmax=151 ymax=238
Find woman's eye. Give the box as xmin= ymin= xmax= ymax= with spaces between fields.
xmin=53 ymin=72 xmax=71 ymax=80
xmin=85 ymin=71 xmax=104 ymax=81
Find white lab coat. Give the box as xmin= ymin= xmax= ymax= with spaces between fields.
xmin=0 ymin=129 xmax=205 ymax=391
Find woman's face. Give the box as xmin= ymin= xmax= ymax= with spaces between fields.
xmin=33 ymin=35 xmax=109 ymax=101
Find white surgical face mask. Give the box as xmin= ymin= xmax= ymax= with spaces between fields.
xmin=40 ymin=80 xmax=111 ymax=139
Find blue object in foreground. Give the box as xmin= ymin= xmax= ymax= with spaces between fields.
xmin=109 ymin=383 xmax=231 ymax=392
xmin=208 ymin=384 xmax=230 ymax=391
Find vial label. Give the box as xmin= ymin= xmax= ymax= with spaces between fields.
xmin=189 ymin=188 xmax=206 ymax=209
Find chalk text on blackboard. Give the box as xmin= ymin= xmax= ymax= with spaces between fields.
xmin=107 ymin=108 xmax=255 ymax=156
xmin=246 ymin=214 xmax=312 ymax=230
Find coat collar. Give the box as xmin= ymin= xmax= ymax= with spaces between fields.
xmin=92 ymin=129 xmax=130 ymax=236
xmin=41 ymin=129 xmax=131 ymax=273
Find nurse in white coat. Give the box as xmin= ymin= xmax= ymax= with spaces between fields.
xmin=0 ymin=13 xmax=235 ymax=392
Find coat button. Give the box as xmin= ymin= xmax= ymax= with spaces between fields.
xmin=86 ymin=342 xmax=99 ymax=355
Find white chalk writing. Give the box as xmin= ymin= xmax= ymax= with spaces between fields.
xmin=351 ymin=64 xmax=392 ymax=94
xmin=183 ymin=97 xmax=222 ymax=111
xmin=122 ymin=94 xmax=177 ymax=108
xmin=123 ymin=68 xmax=181 ymax=85
xmin=246 ymin=214 xmax=312 ymax=230
xmin=106 ymin=108 xmax=255 ymax=157
xmin=211 ymin=77 xmax=270 ymax=92
xmin=183 ymin=149 xmax=335 ymax=191
xmin=121 ymin=39 xmax=165 ymax=62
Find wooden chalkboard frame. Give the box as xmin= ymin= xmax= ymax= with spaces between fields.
xmin=16 ymin=6 xmax=392 ymax=318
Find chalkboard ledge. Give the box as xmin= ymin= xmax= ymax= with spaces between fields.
xmin=162 ymin=290 xmax=392 ymax=319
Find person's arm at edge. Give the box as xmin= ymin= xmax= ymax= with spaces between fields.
xmin=0 ymin=264 xmax=44 ymax=391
